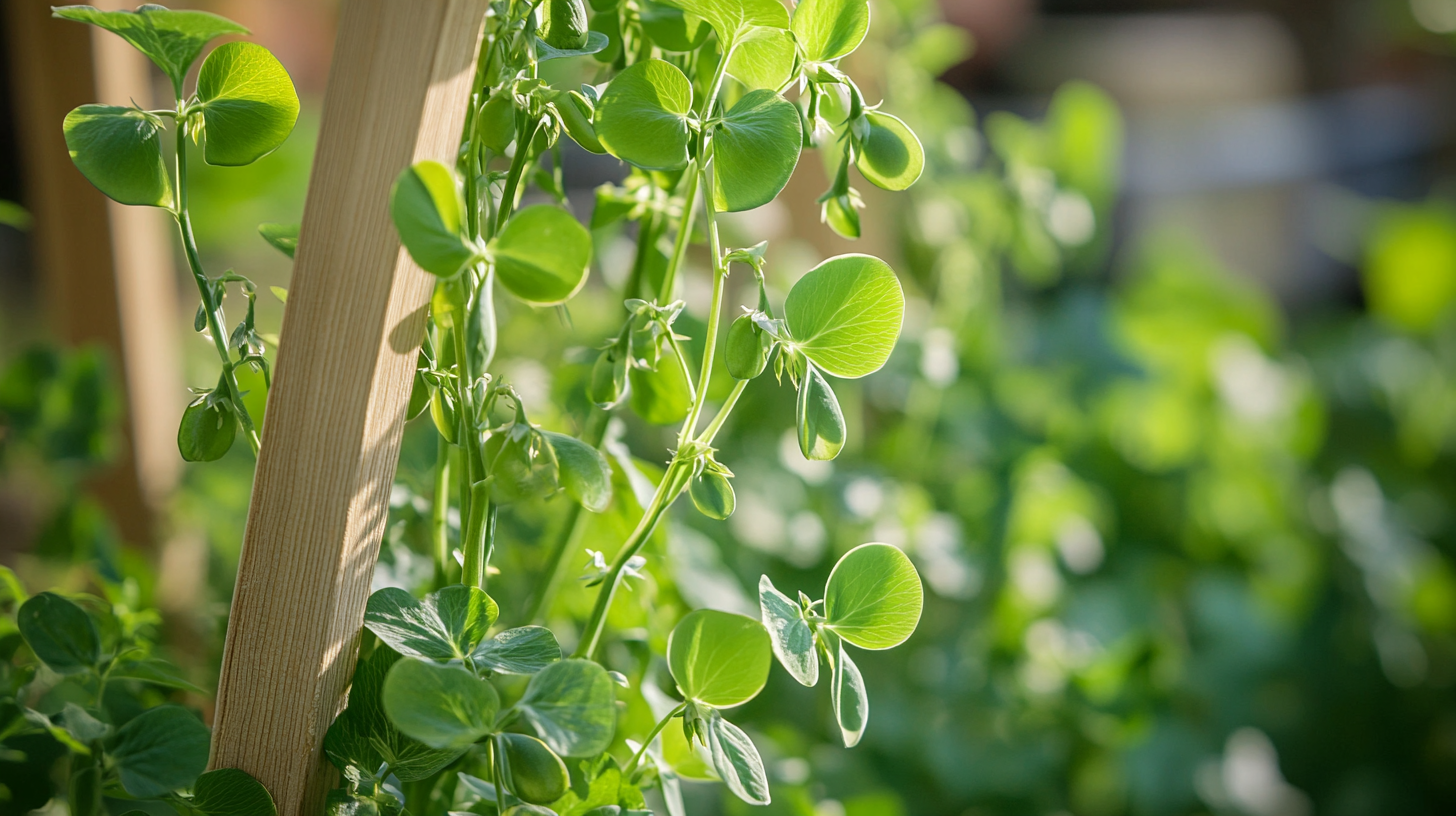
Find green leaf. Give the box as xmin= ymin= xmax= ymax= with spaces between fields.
xmin=258 ymin=223 xmax=299 ymax=258
xmin=108 ymin=705 xmax=210 ymax=798
xmin=535 ymin=30 xmax=611 ymax=62
xmin=640 ymin=0 xmax=711 ymax=51
xmin=712 ymin=90 xmax=801 ymax=213
xmin=364 ymin=585 xmax=499 ymax=661
xmin=706 ymin=711 xmax=770 ymax=805
xmin=62 ymin=105 xmax=171 ymax=207
xmin=196 ymin=42 xmax=300 ymax=166
xmin=390 ymin=161 xmax=475 ymax=277
xmin=791 ymin=0 xmax=869 ymax=62
xmin=472 ymin=625 xmax=562 ymax=675
xmin=824 ymin=542 xmax=923 ymax=650
xmin=796 ymin=365 xmax=845 ymax=461
xmin=52 ymin=5 xmax=248 ymax=93
xmin=661 ymin=0 xmax=788 ymax=46
xmin=543 ymin=432 xmax=612 ymax=513
xmin=382 ymin=658 xmax=499 ymax=750
xmin=855 ymin=112 xmax=924 ymax=191
xmin=325 ymin=646 xmax=463 ymax=782
xmin=178 ymin=394 xmax=236 ymax=462
xmin=594 ymin=59 xmax=694 ymax=171
xmin=499 ymin=733 xmax=570 ymax=805
xmin=667 ymin=609 xmax=771 ymax=708
xmin=725 ymin=27 xmax=796 ymax=92
xmin=491 ymin=206 xmax=592 ymax=305
xmin=515 ymin=658 xmax=616 ymax=757
xmin=830 ymin=635 xmax=868 ymax=747
xmin=785 ymin=254 xmax=904 ymax=378
xmin=757 ymin=575 xmax=818 ymax=686
xmin=192 ymin=768 xmax=277 ymax=816
xmin=109 ymin=658 xmax=207 ymax=694
xmin=629 ymin=350 xmax=692 ymax=425
xmin=17 ymin=592 xmax=99 ymax=674
xmin=60 ymin=703 xmax=110 ymax=743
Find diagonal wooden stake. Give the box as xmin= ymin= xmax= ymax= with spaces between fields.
xmin=208 ymin=2 xmax=484 ymax=813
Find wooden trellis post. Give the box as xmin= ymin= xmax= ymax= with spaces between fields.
xmin=207 ymin=2 xmax=485 ymax=813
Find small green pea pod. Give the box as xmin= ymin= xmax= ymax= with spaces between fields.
xmin=555 ymin=90 xmax=606 ymax=154
xmin=588 ymin=346 xmax=628 ymax=408
xmin=541 ymin=0 xmax=590 ymax=52
xmin=430 ymin=385 xmax=458 ymax=444
xmin=178 ymin=388 xmax=236 ymax=462
xmin=477 ymin=91 xmax=516 ymax=154
xmin=725 ymin=313 xmax=772 ymax=380
xmin=498 ymin=733 xmax=570 ymax=804
xmin=690 ymin=465 xmax=736 ymax=520
xmin=796 ymin=364 xmax=845 ymax=460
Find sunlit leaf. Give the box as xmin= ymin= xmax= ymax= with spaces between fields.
xmin=390 ymin=161 xmax=475 ymax=277
xmin=53 ymin=5 xmax=247 ymax=92
xmin=784 ymin=254 xmax=904 ymax=378
xmin=594 ymin=59 xmax=695 ymax=171
xmin=824 ymin=543 xmax=922 ymax=650
xmin=791 ymin=0 xmax=869 ymax=62
xmin=796 ymin=365 xmax=845 ymax=461
xmin=668 ymin=609 xmax=772 ymax=708
xmin=491 ymin=206 xmax=592 ymax=305
xmin=515 ymin=659 xmax=616 ymax=756
xmin=543 ymin=431 xmax=612 ymax=513
xmin=830 ymin=635 xmax=867 ymax=747
xmin=706 ymin=711 xmax=770 ymax=805
xmin=472 ymin=625 xmax=562 ymax=675
xmin=758 ymin=575 xmax=818 ymax=686
xmin=364 ymin=585 xmax=498 ymax=661
xmin=382 ymin=658 xmax=499 ymax=750
xmin=712 ymin=90 xmax=802 ymax=213
xmin=196 ymin=42 xmax=300 ymax=166
xmin=855 ymin=112 xmax=923 ymax=191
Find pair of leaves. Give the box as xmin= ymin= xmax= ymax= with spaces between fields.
xmin=390 ymin=163 xmax=592 ymax=305
xmin=364 ymin=585 xmax=562 ymax=673
xmin=326 ymin=646 xmax=463 ymax=781
xmin=759 ymin=543 xmax=923 ymax=746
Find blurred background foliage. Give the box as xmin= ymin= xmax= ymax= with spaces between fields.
xmin=4 ymin=0 xmax=1456 ymax=814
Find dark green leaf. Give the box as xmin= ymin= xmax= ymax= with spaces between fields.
xmin=758 ymin=575 xmax=818 ymax=686
xmin=108 ymin=705 xmax=210 ymax=798
xmin=178 ymin=394 xmax=236 ymax=462
xmin=109 ymin=658 xmax=206 ymax=693
xmin=468 ymin=276 xmax=498 ymax=374
xmin=325 ymin=646 xmax=462 ymax=782
xmin=381 ymin=658 xmax=499 ymax=750
xmin=543 ymin=432 xmax=612 ymax=513
xmin=52 ymin=5 xmax=247 ymax=92
xmin=491 ymin=206 xmax=592 ymax=305
xmin=197 ymin=42 xmax=300 ymax=166
xmin=192 ymin=768 xmax=278 ymax=816
xmin=62 ymin=105 xmax=170 ymax=207
xmin=667 ymin=609 xmax=771 ymax=707
xmin=472 ymin=625 xmax=562 ymax=675
xmin=17 ymin=592 xmax=99 ymax=674
xmin=515 ymin=658 xmax=616 ymax=757
xmin=363 ymin=585 xmax=499 ymax=660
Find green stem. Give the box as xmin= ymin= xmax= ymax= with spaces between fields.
xmin=524 ymin=408 xmax=609 ymax=622
xmin=696 ymin=378 xmax=748 ymax=446
xmin=657 ymin=163 xmax=699 ymax=303
xmin=624 ymin=702 xmax=687 ymax=776
xmin=678 ymin=159 xmax=727 ymax=446
xmin=496 ymin=116 xmax=542 ymax=233
xmin=174 ymin=121 xmax=260 ymax=455
xmin=462 ymin=481 xmax=493 ymax=590
xmin=572 ymin=459 xmax=688 ymax=659
xmin=432 ymin=434 xmax=452 ymax=587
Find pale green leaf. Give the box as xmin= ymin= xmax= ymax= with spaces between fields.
xmin=490 ymin=206 xmax=592 ymax=305
xmin=661 ymin=0 xmax=788 ymax=45
xmin=629 ymin=350 xmax=693 ymax=425
xmin=535 ymin=30 xmax=610 ymax=62
xmin=757 ymin=575 xmax=818 ymax=686
xmin=62 ymin=105 xmax=171 ymax=207
xmin=824 ymin=542 xmax=923 ymax=650
xmin=382 ymin=658 xmax=500 ymax=750
xmin=668 ymin=609 xmax=772 ymax=708
xmin=712 ymin=90 xmax=801 ymax=213
xmin=830 ymin=635 xmax=868 ymax=747
xmin=726 ymin=26 xmax=796 ymax=92
xmin=784 ymin=254 xmax=904 ymax=378
xmin=796 ymin=365 xmax=844 ymax=461
xmin=390 ymin=161 xmax=475 ymax=277
xmin=258 ymin=222 xmax=299 ymax=258
xmin=706 ymin=711 xmax=770 ymax=805
xmin=791 ymin=0 xmax=869 ymax=62
xmin=594 ymin=59 xmax=694 ymax=171
xmin=197 ymin=42 xmax=300 ymax=166
xmin=641 ymin=0 xmax=711 ymax=51
xmin=855 ymin=112 xmax=924 ymax=191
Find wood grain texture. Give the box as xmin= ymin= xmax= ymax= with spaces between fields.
xmin=208 ymin=1 xmax=485 ymax=812
xmin=4 ymin=0 xmax=182 ymax=544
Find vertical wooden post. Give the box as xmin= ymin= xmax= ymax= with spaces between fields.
xmin=208 ymin=1 xmax=484 ymax=813
xmin=4 ymin=0 xmax=182 ymax=544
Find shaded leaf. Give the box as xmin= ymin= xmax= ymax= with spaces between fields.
xmin=472 ymin=625 xmax=562 ymax=675
xmin=516 ymin=659 xmax=616 ymax=757
xmin=192 ymin=768 xmax=278 ymax=816
xmin=17 ymin=592 xmax=99 ymax=674
xmin=381 ymin=658 xmax=499 ymax=750
xmin=109 ymin=706 xmax=210 ymax=798
xmin=491 ymin=206 xmax=592 ymax=305
xmin=795 ymin=365 xmax=845 ymax=461
xmin=325 ymin=646 xmax=462 ymax=782
xmin=544 ymin=432 xmax=612 ymax=513
xmin=63 ymin=105 xmax=170 ymax=207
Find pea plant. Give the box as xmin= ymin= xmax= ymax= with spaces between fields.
xmin=51 ymin=0 xmax=932 ymax=813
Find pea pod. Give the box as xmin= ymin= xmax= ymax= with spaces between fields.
xmin=498 ymin=733 xmax=569 ymax=804
xmin=554 ymin=90 xmax=605 ymax=154
xmin=541 ymin=0 xmax=590 ymax=51
xmin=725 ymin=313 xmax=772 ymax=380
xmin=178 ymin=388 xmax=236 ymax=462
xmin=690 ymin=465 xmax=736 ymax=520
xmin=589 ymin=345 xmax=628 ymax=408
xmin=476 ymin=92 xmax=516 ymax=154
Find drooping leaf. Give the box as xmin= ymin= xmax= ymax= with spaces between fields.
xmin=192 ymin=768 xmax=277 ymax=816
xmin=60 ymin=703 xmax=110 ymax=743
xmin=757 ymin=575 xmax=818 ymax=686
xmin=52 ymin=5 xmax=248 ymax=92
xmin=640 ymin=0 xmax=711 ymax=51
xmin=791 ymin=0 xmax=870 ymax=62
xmin=593 ymin=59 xmax=694 ymax=171
xmin=784 ymin=254 xmax=904 ymax=378
xmin=363 ymin=585 xmax=498 ymax=661
xmin=515 ymin=659 xmax=616 ymax=757
xmin=467 ymin=275 xmax=498 ymax=374
xmin=629 ymin=350 xmax=692 ymax=425
xmin=830 ymin=635 xmax=868 ymax=747
xmin=390 ymin=161 xmax=476 ymax=277
xmin=62 ymin=105 xmax=171 ymax=207
xmin=258 ymin=222 xmax=299 ymax=258
xmin=667 ymin=609 xmax=772 ymax=708
xmin=796 ymin=365 xmax=845 ymax=461
xmin=543 ymin=432 xmax=612 ymax=513
xmin=381 ymin=658 xmax=499 ymax=750
xmin=325 ymin=646 xmax=463 ymax=782
xmin=725 ymin=27 xmax=796 ymax=92
xmin=17 ymin=592 xmax=99 ymax=674
xmin=712 ymin=90 xmax=802 ymax=213
xmin=472 ymin=626 xmax=562 ymax=675
xmin=108 ymin=706 xmax=210 ymax=798
xmin=498 ymin=733 xmax=570 ymax=805
xmin=855 ymin=112 xmax=924 ymax=191
xmin=196 ymin=42 xmax=300 ymax=166
xmin=491 ymin=206 xmax=592 ymax=305
xmin=178 ymin=394 xmax=236 ymax=462
xmin=706 ymin=711 xmax=770 ymax=805
xmin=536 ymin=30 xmax=610 ymax=62
xmin=823 ymin=542 xmax=923 ymax=649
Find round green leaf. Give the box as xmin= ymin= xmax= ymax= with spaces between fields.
xmin=543 ymin=431 xmax=612 ymax=513
xmin=711 ymin=90 xmax=802 ymax=213
xmin=784 ymin=254 xmax=904 ymax=378
xmin=824 ymin=542 xmax=923 ymax=650
xmin=499 ymin=733 xmax=570 ymax=805
xmin=796 ymin=365 xmax=844 ymax=461
xmin=325 ymin=646 xmax=463 ymax=783
xmin=758 ymin=575 xmax=818 ymax=687
xmin=791 ymin=0 xmax=870 ymax=62
xmin=855 ymin=112 xmax=924 ymax=191
xmin=63 ymin=105 xmax=171 ymax=207
xmin=391 ymin=161 xmax=475 ymax=277
xmin=108 ymin=706 xmax=210 ymax=798
xmin=668 ymin=609 xmax=772 ymax=708
xmin=830 ymin=635 xmax=868 ymax=746
xmin=629 ymin=350 xmax=692 ymax=425
xmin=471 ymin=625 xmax=562 ymax=675
xmin=726 ymin=26 xmax=796 ymax=92
xmin=192 ymin=769 xmax=277 ymax=816
xmin=641 ymin=0 xmax=711 ymax=51
xmin=364 ymin=585 xmax=499 ymax=661
xmin=382 ymin=658 xmax=499 ymax=750
xmin=515 ymin=658 xmax=616 ymax=757
xmin=178 ymin=395 xmax=236 ymax=462
xmin=17 ymin=592 xmax=99 ymax=674
xmin=706 ymin=710 xmax=770 ymax=805
xmin=491 ymin=206 xmax=592 ymax=305
xmin=593 ymin=59 xmax=694 ymax=171
xmin=197 ymin=42 xmax=300 ymax=166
